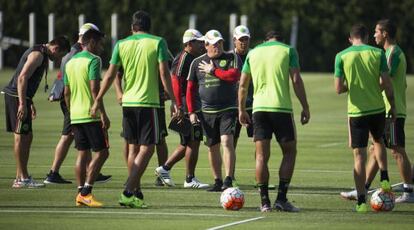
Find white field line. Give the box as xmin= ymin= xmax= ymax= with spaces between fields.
xmin=0 ymin=164 xmax=351 ymax=173
xmin=206 ymin=217 xmax=265 ymax=230
xmin=0 ymin=209 xmax=235 ymax=217
xmin=318 ymin=142 xmax=344 ymax=148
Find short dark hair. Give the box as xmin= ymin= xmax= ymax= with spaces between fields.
xmin=265 ymin=30 xmax=283 ymax=41
xmin=131 ymin=11 xmax=151 ymax=32
xmin=82 ymin=30 xmax=104 ymax=46
xmin=49 ymin=36 xmax=70 ymax=52
xmin=377 ymin=19 xmax=397 ymax=39
xmin=350 ymin=24 xmax=368 ymax=40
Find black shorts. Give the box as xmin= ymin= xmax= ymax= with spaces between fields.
xmin=4 ymin=94 xmax=32 ymax=134
xmin=235 ymin=109 xmax=253 ymax=138
xmin=202 ymin=110 xmax=237 ymax=147
xmin=72 ymin=122 xmax=109 ymax=152
xmin=253 ymin=111 xmax=296 ymax=143
xmin=179 ymin=113 xmax=203 ymax=146
xmin=384 ymin=117 xmax=405 ymax=148
xmin=158 ymin=108 xmax=168 ymax=140
xmin=60 ymin=100 xmax=72 ymax=135
xmin=349 ymin=112 xmax=385 ymax=148
xmin=123 ymin=107 xmax=159 ymax=145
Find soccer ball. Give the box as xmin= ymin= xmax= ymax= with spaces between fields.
xmin=370 ymin=189 xmax=395 ymax=211
xmin=220 ymin=187 xmax=245 ymax=211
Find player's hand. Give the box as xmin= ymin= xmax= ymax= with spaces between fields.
xmin=101 ymin=113 xmax=110 ymax=130
xmin=116 ymin=94 xmax=123 ymax=105
xmin=239 ymin=110 xmax=251 ymax=127
xmin=301 ymin=108 xmax=310 ymax=125
xmin=189 ymin=113 xmax=200 ymax=124
xmin=90 ymin=100 xmax=101 ymax=118
xmin=31 ymin=103 xmax=36 ymax=120
xmin=198 ymin=60 xmax=215 ymax=74
xmin=17 ymin=103 xmax=27 ymax=121
xmin=170 ymin=101 xmax=180 ymax=118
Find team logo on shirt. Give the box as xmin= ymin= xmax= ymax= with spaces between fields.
xmin=219 ymin=60 xmax=227 ymax=67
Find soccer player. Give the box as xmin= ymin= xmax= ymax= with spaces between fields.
xmin=64 ymin=29 xmax=109 ymax=207
xmin=3 ymin=36 xmax=70 ymax=188
xmin=91 ymin=10 xmax=178 ymax=208
xmin=340 ymin=19 xmax=414 ymax=203
xmin=231 ymin=25 xmax=253 ymax=149
xmin=187 ymin=30 xmax=241 ymax=191
xmin=113 ymin=67 xmax=169 ymax=187
xmin=155 ymin=29 xmax=209 ymax=188
xmin=239 ymin=30 xmax=309 ymax=212
xmin=334 ymin=24 xmax=396 ymax=212
xmin=44 ymin=23 xmax=111 ymax=184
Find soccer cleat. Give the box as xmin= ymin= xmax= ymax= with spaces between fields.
xmin=274 ymin=200 xmax=300 ymax=212
xmin=260 ymin=203 xmax=272 ymax=212
xmin=155 ymin=166 xmax=175 ymax=187
xmin=184 ymin=177 xmax=209 ymax=189
xmin=76 ymin=193 xmax=103 ymax=207
xmin=380 ymin=180 xmax=391 ymax=192
xmin=12 ymin=179 xmax=23 ymax=188
xmin=221 ymin=177 xmax=233 ymax=190
xmin=395 ymin=192 xmax=414 ymax=203
xmin=13 ymin=176 xmax=45 ymax=188
xmin=44 ymin=171 xmax=72 ymax=184
xmin=119 ymin=194 xmax=148 ymax=208
xmin=95 ymin=173 xmax=112 ymax=184
xmin=354 ymin=203 xmax=368 ymax=213
xmin=207 ymin=181 xmax=224 ymax=192
xmin=392 ymin=183 xmax=404 ymax=192
xmin=154 ymin=177 xmax=164 ymax=187
xmin=340 ymin=190 xmax=357 ymax=200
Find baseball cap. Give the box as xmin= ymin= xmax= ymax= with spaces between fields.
xmin=182 ymin=29 xmax=204 ymax=44
xmin=79 ymin=23 xmax=104 ymax=36
xmin=204 ymin=30 xmax=224 ymax=44
xmin=233 ymin=25 xmax=250 ymax=39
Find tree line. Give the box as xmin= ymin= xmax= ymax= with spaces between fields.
xmin=1 ymin=0 xmax=413 ymax=72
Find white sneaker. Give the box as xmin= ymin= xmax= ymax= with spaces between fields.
xmin=395 ymin=192 xmax=414 ymax=203
xmin=183 ymin=177 xmax=209 ymax=189
xmin=13 ymin=176 xmax=45 ymax=188
xmin=340 ymin=190 xmax=357 ymax=200
xmin=155 ymin=166 xmax=175 ymax=187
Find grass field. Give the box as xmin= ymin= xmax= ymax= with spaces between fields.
xmin=0 ymin=69 xmax=413 ymax=229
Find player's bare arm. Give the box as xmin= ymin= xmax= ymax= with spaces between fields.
xmin=159 ymin=61 xmax=180 ymax=118
xmin=63 ymin=85 xmax=71 ymax=111
xmin=290 ymin=68 xmax=310 ymax=125
xmin=238 ymin=72 xmax=251 ymax=126
xmin=90 ymin=79 xmax=110 ymax=129
xmin=334 ymin=75 xmax=348 ymax=94
xmin=90 ymin=64 xmax=118 ymax=117
xmin=16 ymin=51 xmax=44 ymax=120
xmin=113 ymin=71 xmax=124 ymax=105
xmin=380 ymin=71 xmax=397 ymax=121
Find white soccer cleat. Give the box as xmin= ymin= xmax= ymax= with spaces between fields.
xmin=395 ymin=192 xmax=414 ymax=203
xmin=13 ymin=176 xmax=45 ymax=188
xmin=155 ymin=166 xmax=175 ymax=187
xmin=183 ymin=177 xmax=209 ymax=189
xmin=340 ymin=190 xmax=357 ymax=200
